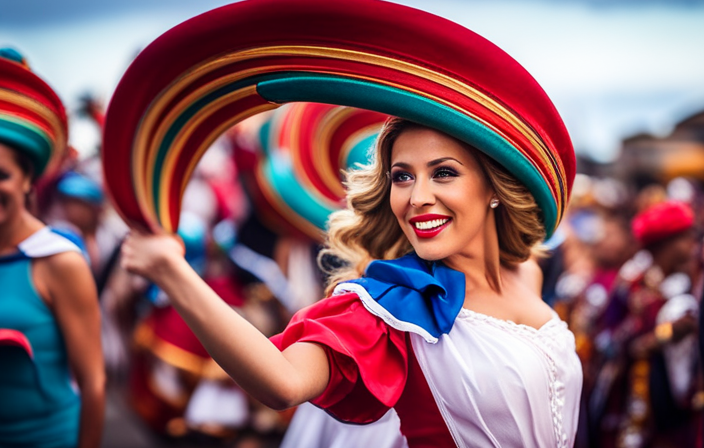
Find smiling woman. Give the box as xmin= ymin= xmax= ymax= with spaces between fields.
xmin=0 ymin=48 xmax=105 ymax=448
xmin=323 ymin=117 xmax=547 ymax=289
xmin=121 ymin=114 xmax=582 ymax=446
xmin=113 ymin=0 xmax=581 ymax=446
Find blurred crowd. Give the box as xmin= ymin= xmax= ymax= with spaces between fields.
xmin=11 ymin=91 xmax=704 ymax=448
xmin=541 ymin=173 xmax=704 ymax=448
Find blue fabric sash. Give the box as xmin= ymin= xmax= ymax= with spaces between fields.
xmin=346 ymin=253 xmax=466 ymax=339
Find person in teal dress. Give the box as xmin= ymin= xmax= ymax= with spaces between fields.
xmin=0 ymin=48 xmax=105 ymax=448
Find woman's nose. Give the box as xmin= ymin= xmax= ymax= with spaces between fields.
xmin=410 ymin=178 xmax=435 ymax=208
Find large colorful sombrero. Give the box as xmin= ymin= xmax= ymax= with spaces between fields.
xmin=0 ymin=48 xmax=68 ymax=177
xmin=247 ymin=103 xmax=387 ymax=241
xmin=102 ymin=0 xmax=575 ymax=237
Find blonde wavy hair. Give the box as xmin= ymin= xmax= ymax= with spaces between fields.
xmin=319 ymin=117 xmax=546 ymax=294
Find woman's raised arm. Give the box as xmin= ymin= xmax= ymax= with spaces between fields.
xmin=120 ymin=231 xmax=330 ymax=410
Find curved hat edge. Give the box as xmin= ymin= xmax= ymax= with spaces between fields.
xmin=257 ymin=75 xmax=558 ymax=237
xmin=0 ymin=119 xmax=52 ymax=175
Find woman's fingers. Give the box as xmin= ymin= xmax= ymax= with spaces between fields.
xmin=120 ymin=230 xmax=185 ymax=280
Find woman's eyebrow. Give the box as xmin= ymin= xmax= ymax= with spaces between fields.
xmin=390 ymin=161 xmax=411 ymax=169
xmin=428 ymin=157 xmax=463 ymax=167
xmin=391 ymin=157 xmax=463 ymax=169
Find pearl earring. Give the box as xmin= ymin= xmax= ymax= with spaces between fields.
xmin=490 ymin=198 xmax=499 ymax=209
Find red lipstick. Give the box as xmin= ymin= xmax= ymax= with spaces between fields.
xmin=409 ymin=214 xmax=452 ymax=239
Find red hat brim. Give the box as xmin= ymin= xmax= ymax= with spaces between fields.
xmin=102 ymin=0 xmax=575 ymax=236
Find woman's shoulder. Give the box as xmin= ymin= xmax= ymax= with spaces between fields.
xmin=19 ymin=227 xmax=84 ymax=259
xmin=27 ymin=228 xmax=93 ymax=301
xmin=293 ymin=290 xmax=380 ymax=324
xmin=34 ymin=248 xmax=89 ymax=274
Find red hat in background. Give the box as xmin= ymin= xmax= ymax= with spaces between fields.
xmin=632 ymin=201 xmax=694 ymax=246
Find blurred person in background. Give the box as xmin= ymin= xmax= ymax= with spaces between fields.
xmin=51 ymin=170 xmax=106 ymax=271
xmin=568 ymin=212 xmax=637 ymax=448
xmin=42 ymin=163 xmax=130 ymax=387
xmin=0 ymin=48 xmax=105 ymax=448
xmin=539 ymin=173 xmax=594 ymax=309
xmin=39 ymin=157 xmax=127 ymax=286
xmin=590 ymin=200 xmax=701 ymax=448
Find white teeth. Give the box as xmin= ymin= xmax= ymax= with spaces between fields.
xmin=414 ymin=218 xmax=449 ymax=230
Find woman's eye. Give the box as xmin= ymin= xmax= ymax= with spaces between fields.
xmin=0 ymin=170 xmax=9 ymax=181
xmin=391 ymin=171 xmax=413 ymax=183
xmin=434 ymin=167 xmax=458 ymax=179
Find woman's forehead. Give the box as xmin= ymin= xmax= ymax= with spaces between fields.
xmin=391 ymin=127 xmax=477 ymax=164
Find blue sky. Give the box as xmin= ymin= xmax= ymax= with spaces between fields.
xmin=2 ymin=0 xmax=704 ymax=163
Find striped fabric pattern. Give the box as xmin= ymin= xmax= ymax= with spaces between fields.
xmin=249 ymin=103 xmax=387 ymax=241
xmin=102 ymin=0 xmax=575 ymax=236
xmin=0 ymin=49 xmax=67 ymax=177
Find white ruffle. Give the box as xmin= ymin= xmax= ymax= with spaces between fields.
xmin=18 ymin=227 xmax=82 ymax=258
xmin=333 ymin=282 xmax=438 ymax=343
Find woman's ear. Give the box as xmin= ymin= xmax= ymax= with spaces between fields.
xmin=486 ymin=186 xmax=498 ymax=208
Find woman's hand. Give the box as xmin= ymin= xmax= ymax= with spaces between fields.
xmin=120 ymin=229 xmax=185 ymax=284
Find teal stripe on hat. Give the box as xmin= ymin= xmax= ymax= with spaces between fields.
xmin=261 ymin=152 xmax=336 ymax=231
xmin=256 ymin=73 xmax=557 ymax=237
xmin=259 ymin=120 xmax=272 ymax=157
xmin=150 ymin=72 xmax=286 ymax=218
xmin=0 ymin=115 xmax=52 ymax=175
xmin=151 ymin=70 xmax=556 ymax=236
xmin=345 ymin=133 xmax=377 ymax=170
xmin=0 ymin=47 xmax=25 ymax=65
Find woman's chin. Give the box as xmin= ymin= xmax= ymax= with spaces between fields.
xmin=411 ymin=246 xmax=450 ymax=262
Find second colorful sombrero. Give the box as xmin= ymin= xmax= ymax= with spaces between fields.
xmin=102 ymin=0 xmax=575 ymax=237
xmin=249 ymin=102 xmax=387 ymax=241
xmin=0 ymin=48 xmax=68 ymax=178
